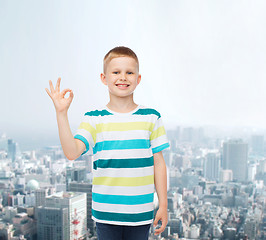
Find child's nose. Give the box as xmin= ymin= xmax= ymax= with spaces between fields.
xmin=120 ymin=73 xmax=126 ymax=80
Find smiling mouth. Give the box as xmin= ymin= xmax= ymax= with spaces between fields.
xmin=115 ymin=84 xmax=130 ymax=87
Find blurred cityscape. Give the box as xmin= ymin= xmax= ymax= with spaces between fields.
xmin=0 ymin=126 xmax=265 ymax=240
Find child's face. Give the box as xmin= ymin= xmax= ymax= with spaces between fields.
xmin=101 ymin=56 xmax=141 ymax=99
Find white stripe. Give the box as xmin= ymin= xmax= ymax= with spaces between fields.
xmin=93 ymin=148 xmax=153 ymax=160
xmin=96 ymin=130 xmax=150 ymax=142
xmin=80 ymin=116 xmax=97 ymax=128
xmin=92 ymin=217 xmax=153 ymax=226
xmin=93 ymin=166 xmax=154 ymax=178
xmin=92 ymin=185 xmax=155 ymax=195
xmin=83 ymin=113 xmax=155 ymax=124
xmin=97 ymin=114 xmax=155 ymax=124
xmin=151 ymin=135 xmax=169 ymax=148
xmin=152 ymin=118 xmax=164 ymax=131
xmin=92 ymin=201 xmax=154 ymax=214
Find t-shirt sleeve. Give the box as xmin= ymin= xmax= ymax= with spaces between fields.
xmin=150 ymin=115 xmax=170 ymax=154
xmin=74 ymin=114 xmax=96 ymax=155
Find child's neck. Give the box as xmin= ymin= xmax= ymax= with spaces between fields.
xmin=107 ymin=97 xmax=138 ymax=113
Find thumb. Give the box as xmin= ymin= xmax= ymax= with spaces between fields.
xmin=153 ymin=214 xmax=160 ymax=227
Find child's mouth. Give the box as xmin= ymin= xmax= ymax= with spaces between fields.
xmin=116 ymin=84 xmax=130 ymax=88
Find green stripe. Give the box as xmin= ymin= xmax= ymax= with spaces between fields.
xmin=85 ymin=110 xmax=113 ymax=116
xmin=133 ymin=108 xmax=161 ymax=119
xmin=93 ymin=157 xmax=154 ymax=170
xmin=92 ymin=193 xmax=154 ymax=205
xmin=92 ymin=209 xmax=154 ymax=222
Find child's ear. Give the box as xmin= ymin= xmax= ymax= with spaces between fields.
xmin=100 ymin=73 xmax=107 ymax=85
xmin=137 ymin=74 xmax=141 ymax=85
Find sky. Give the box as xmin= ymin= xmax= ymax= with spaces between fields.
xmin=1 ymin=0 xmax=266 ymax=150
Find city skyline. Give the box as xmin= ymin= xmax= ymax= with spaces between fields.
xmin=1 ymin=0 xmax=266 ymax=147
xmin=2 ymin=123 xmax=266 ymax=151
xmin=0 ymin=122 xmax=265 ymax=239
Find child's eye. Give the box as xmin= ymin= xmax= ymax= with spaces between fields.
xmin=127 ymin=72 xmax=133 ymax=75
xmin=113 ymin=72 xmax=119 ymax=74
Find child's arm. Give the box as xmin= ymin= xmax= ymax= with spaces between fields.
xmin=153 ymin=151 xmax=168 ymax=235
xmin=45 ymin=77 xmax=85 ymax=160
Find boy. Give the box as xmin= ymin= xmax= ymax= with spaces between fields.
xmin=46 ymin=46 xmax=169 ymax=240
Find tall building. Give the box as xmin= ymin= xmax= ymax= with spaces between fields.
xmin=66 ymin=167 xmax=86 ymax=189
xmin=181 ymin=127 xmax=193 ymax=143
xmin=181 ymin=127 xmax=204 ymax=144
xmin=257 ymin=159 xmax=266 ymax=174
xmin=68 ymin=182 xmax=93 ymax=235
xmin=0 ymin=134 xmax=8 ymax=151
xmin=43 ymin=192 xmax=87 ymax=240
xmin=251 ymin=135 xmax=264 ymax=155
xmin=244 ymin=218 xmax=257 ymax=239
xmin=223 ymin=139 xmax=248 ymax=182
xmin=203 ymin=153 xmax=220 ymax=181
xmin=36 ymin=207 xmax=69 ymax=240
xmin=35 ymin=189 xmax=49 ymax=207
xmin=247 ymin=164 xmax=257 ymax=181
xmin=169 ymin=218 xmax=183 ymax=236
xmin=7 ymin=139 xmax=16 ymax=162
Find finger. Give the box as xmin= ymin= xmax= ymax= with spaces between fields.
xmin=67 ymin=90 xmax=74 ymax=103
xmin=161 ymin=219 xmax=167 ymax=230
xmin=69 ymin=90 xmax=74 ymax=100
xmin=154 ymin=226 xmax=164 ymax=235
xmin=55 ymin=77 xmax=61 ymax=92
xmin=155 ymin=217 xmax=167 ymax=235
xmin=61 ymin=88 xmax=72 ymax=98
xmin=153 ymin=216 xmax=159 ymax=227
xmin=49 ymin=80 xmax=55 ymax=93
xmin=45 ymin=88 xmax=52 ymax=98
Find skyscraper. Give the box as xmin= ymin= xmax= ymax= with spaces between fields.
xmin=35 ymin=188 xmax=49 ymax=207
xmin=36 ymin=207 xmax=69 ymax=240
xmin=37 ymin=192 xmax=87 ymax=240
xmin=203 ymin=153 xmax=220 ymax=181
xmin=66 ymin=167 xmax=86 ymax=189
xmin=251 ymin=135 xmax=264 ymax=155
xmin=68 ymin=182 xmax=93 ymax=235
xmin=222 ymin=139 xmax=248 ymax=182
xmin=0 ymin=134 xmax=8 ymax=151
xmin=7 ymin=139 xmax=16 ymax=162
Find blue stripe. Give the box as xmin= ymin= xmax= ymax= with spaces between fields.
xmin=74 ymin=134 xmax=90 ymax=155
xmin=92 ymin=209 xmax=154 ymax=222
xmin=93 ymin=139 xmax=150 ymax=154
xmin=152 ymin=142 xmax=170 ymax=154
xmin=92 ymin=193 xmax=154 ymax=205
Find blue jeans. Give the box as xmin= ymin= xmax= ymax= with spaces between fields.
xmin=96 ymin=222 xmax=151 ymax=240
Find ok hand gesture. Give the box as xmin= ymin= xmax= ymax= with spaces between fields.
xmin=45 ymin=77 xmax=74 ymax=114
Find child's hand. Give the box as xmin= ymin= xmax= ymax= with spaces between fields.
xmin=45 ymin=77 xmax=74 ymax=113
xmin=153 ymin=207 xmax=168 ymax=235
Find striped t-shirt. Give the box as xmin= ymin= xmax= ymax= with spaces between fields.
xmin=74 ymin=105 xmax=169 ymax=226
